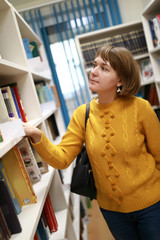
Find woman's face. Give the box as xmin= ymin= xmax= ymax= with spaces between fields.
xmin=89 ymin=56 xmax=121 ymax=94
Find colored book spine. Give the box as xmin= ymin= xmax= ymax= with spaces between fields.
xmin=12 ymin=84 xmax=28 ymax=122
xmin=1 ymin=89 xmax=14 ymax=118
xmin=0 ymin=178 xmax=22 ymax=234
xmin=0 ymin=88 xmax=9 ymax=123
xmin=23 ymin=38 xmax=33 ymax=59
xmin=1 ymin=86 xmax=18 ymax=118
xmin=43 ymin=193 xmax=58 ymax=233
xmin=17 ymin=137 xmax=41 ymax=183
xmin=1 ymin=147 xmax=37 ymax=207
xmin=10 ymin=87 xmax=22 ymax=119
xmin=0 ymin=160 xmax=21 ymax=215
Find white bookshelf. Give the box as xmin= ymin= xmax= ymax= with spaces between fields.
xmin=0 ymin=0 xmax=80 ymax=239
xmin=75 ymin=20 xmax=149 ymax=99
xmin=142 ymin=0 xmax=160 ymax=104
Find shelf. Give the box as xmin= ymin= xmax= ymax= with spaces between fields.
xmin=0 ymin=59 xmax=28 ymax=76
xmin=11 ymin=167 xmax=55 ymax=240
xmin=50 ymin=209 xmax=68 ymax=240
xmin=41 ymin=101 xmax=57 ymax=120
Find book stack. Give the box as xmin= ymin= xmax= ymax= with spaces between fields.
xmin=149 ymin=14 xmax=160 ymax=47
xmin=80 ymin=29 xmax=148 ymax=67
xmin=34 ymin=193 xmax=58 ymax=240
xmin=35 ymin=80 xmax=55 ymax=104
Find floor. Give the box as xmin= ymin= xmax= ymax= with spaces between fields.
xmin=87 ymin=200 xmax=115 ymax=240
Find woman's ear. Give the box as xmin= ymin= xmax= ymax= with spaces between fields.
xmin=117 ymin=79 xmax=123 ymax=87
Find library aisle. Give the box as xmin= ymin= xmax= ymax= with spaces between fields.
xmin=87 ymin=200 xmax=115 ymax=240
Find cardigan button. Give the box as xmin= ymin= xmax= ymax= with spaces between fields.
xmin=100 ymin=113 xmax=104 ymax=118
xmin=101 ymin=151 xmax=106 ymax=157
xmin=109 ymin=163 xmax=113 ymax=168
xmin=104 ymin=110 xmax=109 ymax=114
xmin=111 ymin=150 xmax=116 ymax=156
xmin=112 ymin=185 xmax=117 ymax=191
xmin=106 ymin=171 xmax=110 ymax=177
xmin=106 ymin=144 xmax=110 ymax=149
xmin=115 ymin=171 xmax=119 ymax=177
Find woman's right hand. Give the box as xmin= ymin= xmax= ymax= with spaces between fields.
xmin=22 ymin=122 xmax=42 ymax=143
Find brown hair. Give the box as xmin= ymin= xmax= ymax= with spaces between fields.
xmin=95 ymin=45 xmax=141 ymax=96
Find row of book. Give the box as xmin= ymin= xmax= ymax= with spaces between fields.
xmin=149 ymin=14 xmax=160 ymax=47
xmin=136 ymin=83 xmax=159 ymax=107
xmin=35 ymin=80 xmax=55 ymax=104
xmin=0 ymin=83 xmax=28 ymax=124
xmin=34 ymin=193 xmax=58 ymax=240
xmin=80 ymin=29 xmax=148 ymax=68
xmin=0 ymin=136 xmax=59 ymax=239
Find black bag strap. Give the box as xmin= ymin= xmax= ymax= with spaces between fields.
xmin=85 ymin=103 xmax=90 ymax=130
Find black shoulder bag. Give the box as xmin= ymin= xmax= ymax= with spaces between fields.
xmin=70 ymin=104 xmax=97 ymax=200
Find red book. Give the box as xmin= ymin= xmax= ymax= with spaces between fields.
xmin=34 ymin=232 xmax=39 ymax=240
xmin=43 ymin=193 xmax=58 ymax=233
xmin=12 ymin=84 xmax=28 ymax=122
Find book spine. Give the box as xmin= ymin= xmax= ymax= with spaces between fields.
xmin=0 ymin=88 xmax=9 ymax=123
xmin=1 ymin=89 xmax=14 ymax=118
xmin=44 ymin=193 xmax=58 ymax=233
xmin=0 ymin=160 xmax=21 ymax=215
xmin=12 ymin=85 xmax=28 ymax=122
xmin=2 ymin=86 xmax=18 ymax=119
xmin=0 ymin=178 xmax=22 ymax=234
xmin=23 ymin=38 xmax=33 ymax=59
xmin=13 ymin=146 xmax=37 ymax=204
xmin=0 ymin=207 xmax=11 ymax=240
xmin=10 ymin=87 xmax=22 ymax=119
xmin=17 ymin=138 xmax=41 ymax=183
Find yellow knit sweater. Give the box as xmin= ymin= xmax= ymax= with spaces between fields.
xmin=32 ymin=96 xmax=160 ymax=213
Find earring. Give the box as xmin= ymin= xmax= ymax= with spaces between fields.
xmin=117 ymin=86 xmax=121 ymax=93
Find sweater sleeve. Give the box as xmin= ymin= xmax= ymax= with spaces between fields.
xmin=142 ymin=100 xmax=160 ymax=169
xmin=31 ymin=104 xmax=86 ymax=169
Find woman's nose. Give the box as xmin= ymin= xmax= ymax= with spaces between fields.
xmin=91 ymin=66 xmax=98 ymax=76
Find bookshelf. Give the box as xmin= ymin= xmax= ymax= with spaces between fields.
xmin=75 ymin=20 xmax=155 ymax=101
xmin=0 ymin=0 xmax=80 ymax=239
xmin=141 ymin=0 xmax=160 ymax=105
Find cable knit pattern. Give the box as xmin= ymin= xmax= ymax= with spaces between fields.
xmin=32 ymin=96 xmax=160 ymax=213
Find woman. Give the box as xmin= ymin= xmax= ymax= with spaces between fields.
xmin=23 ymin=45 xmax=160 ymax=240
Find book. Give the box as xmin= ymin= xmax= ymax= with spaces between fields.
xmin=0 ymin=88 xmax=10 ymax=123
xmin=0 ymin=160 xmax=21 ymax=215
xmin=31 ymin=147 xmax=49 ymax=174
xmin=10 ymin=87 xmax=22 ymax=119
xmin=43 ymin=193 xmax=58 ymax=233
xmin=1 ymin=86 xmax=18 ymax=119
xmin=1 ymin=88 xmax=14 ymax=118
xmin=11 ymin=83 xmax=28 ymax=122
xmin=34 ymin=232 xmax=40 ymax=240
xmin=0 ymin=207 xmax=11 ymax=240
xmin=36 ymin=217 xmax=49 ymax=240
xmin=141 ymin=58 xmax=154 ymax=82
xmin=23 ymin=38 xmax=33 ymax=59
xmin=0 ymin=178 xmax=22 ymax=234
xmin=153 ymin=17 xmax=160 ymax=46
xmin=1 ymin=146 xmax=37 ymax=207
xmin=17 ymin=137 xmax=41 ymax=183
xmin=29 ymin=41 xmax=40 ymax=58
xmin=148 ymin=19 xmax=158 ymax=47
